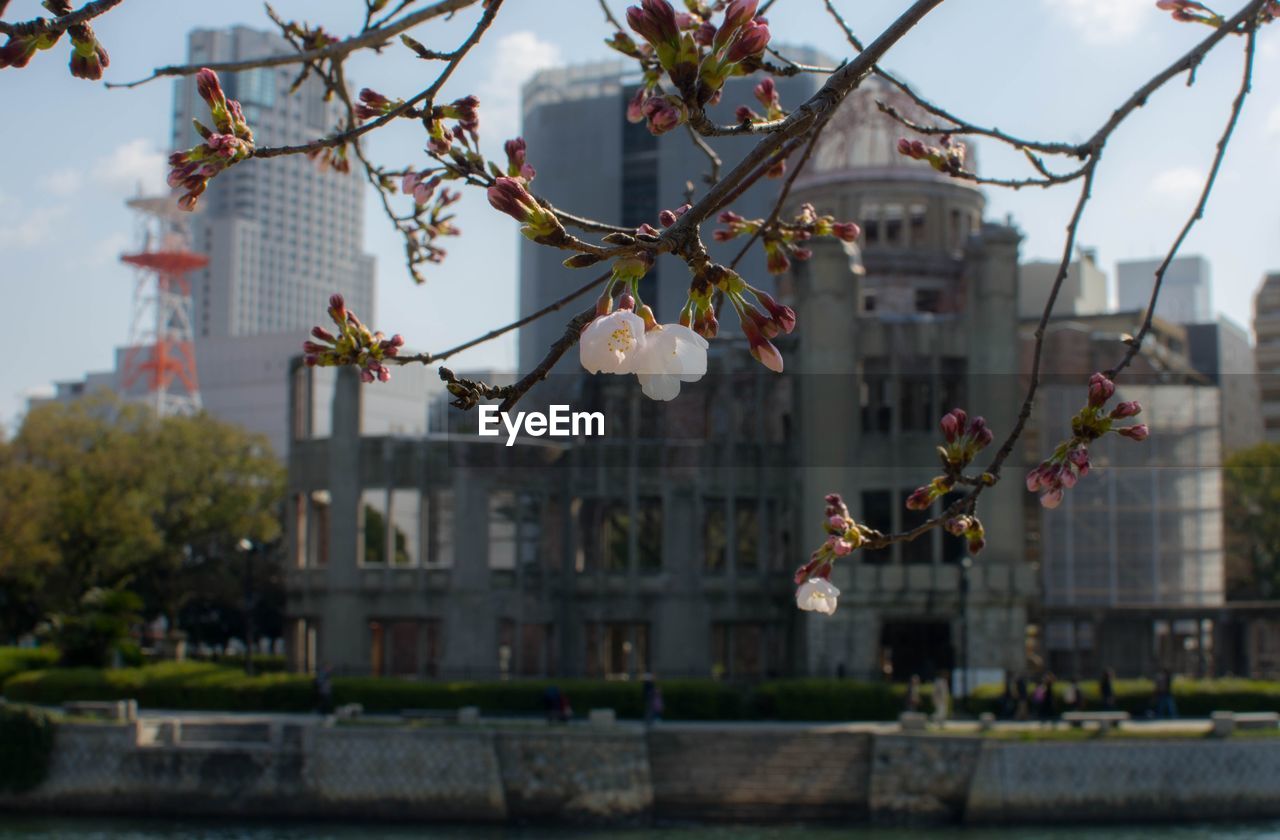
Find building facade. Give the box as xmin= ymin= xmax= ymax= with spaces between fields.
xmin=1019 ymin=249 xmax=1109 ymax=320
xmin=1022 ymin=315 xmax=1227 ymax=677
xmin=1255 ymin=272 xmax=1280 ymax=443
xmin=175 ymin=27 xmax=375 ymax=339
xmin=1116 ymin=255 xmax=1212 ymax=325
xmin=284 ymin=71 xmax=1036 ymax=687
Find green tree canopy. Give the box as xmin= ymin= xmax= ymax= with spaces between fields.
xmin=0 ymin=395 xmax=284 ymax=642
xmin=1224 ymin=442 xmax=1280 ymax=600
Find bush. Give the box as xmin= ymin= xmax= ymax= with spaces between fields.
xmin=963 ymin=677 xmax=1280 ymax=718
xmin=0 ymin=646 xmax=59 ymax=690
xmin=752 ymin=679 xmax=907 ymax=721
xmin=0 ymin=704 xmax=55 ymax=793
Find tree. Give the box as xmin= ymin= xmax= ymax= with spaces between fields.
xmin=1224 ymin=443 xmax=1280 ymax=600
xmin=0 ymin=396 xmax=284 ymax=642
xmin=2 ymin=0 xmax=1275 ymax=608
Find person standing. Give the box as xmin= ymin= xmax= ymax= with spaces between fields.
xmin=1036 ymin=673 xmax=1057 ymax=726
xmin=314 ymin=663 xmax=333 ymax=715
xmin=1154 ymin=669 xmax=1178 ymax=719
xmin=642 ymin=675 xmax=664 ymax=726
xmin=1015 ymin=675 xmax=1030 ymax=721
xmin=931 ymin=673 xmax=951 ymax=726
xmin=905 ymin=675 xmax=922 ymax=713
xmin=1100 ymin=668 xmax=1116 ymax=710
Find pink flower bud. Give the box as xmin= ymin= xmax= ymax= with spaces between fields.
xmin=1039 ymin=488 xmax=1064 ymax=509
xmin=905 ymin=486 xmax=934 ymax=511
xmin=716 ymin=0 xmax=760 ymax=50
xmin=627 ymin=0 xmax=681 ymax=47
xmin=487 ymin=176 xmax=538 ymax=222
xmin=196 ymin=68 xmax=225 ymax=107
xmin=725 ymin=19 xmax=769 ymax=63
xmin=1087 ymin=372 xmax=1115 ymax=408
xmin=311 ymin=326 xmax=336 ymax=342
xmin=1117 ymin=423 xmax=1149 ymax=441
xmin=830 ymin=221 xmax=861 ymax=242
xmin=1111 ymin=401 xmax=1142 ymax=419
xmin=828 ymin=537 xmax=854 ymax=557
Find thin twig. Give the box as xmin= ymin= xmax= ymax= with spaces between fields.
xmin=0 ymin=0 xmax=123 ymax=37
xmin=1107 ymin=22 xmax=1257 ymax=379
xmin=105 ymin=0 xmax=479 ymax=88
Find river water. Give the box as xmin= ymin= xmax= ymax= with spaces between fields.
xmin=3 ymin=820 xmax=1280 ymax=839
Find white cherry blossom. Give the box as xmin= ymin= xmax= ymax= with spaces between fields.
xmin=579 ymin=310 xmax=648 ymax=374
xmin=633 ymin=324 xmax=708 ymax=401
xmin=796 ymin=578 xmax=840 ymax=615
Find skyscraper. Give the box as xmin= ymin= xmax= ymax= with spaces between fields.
xmin=1116 ymin=255 xmax=1212 ymax=324
xmin=1255 ymin=272 xmax=1280 ymax=443
xmin=175 ymin=27 xmax=375 ymax=339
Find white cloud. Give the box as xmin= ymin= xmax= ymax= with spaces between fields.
xmin=1150 ymin=166 xmax=1205 ymax=201
xmin=92 ymin=138 xmax=166 ymax=193
xmin=1267 ymin=103 xmax=1280 ymax=138
xmin=0 ymin=205 xmax=69 ymax=249
xmin=43 ymin=169 xmax=80 ymax=197
xmin=479 ymin=32 xmax=562 ymax=141
xmin=1042 ymin=0 xmax=1152 ymax=44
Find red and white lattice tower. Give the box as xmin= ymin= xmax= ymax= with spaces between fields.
xmin=119 ymin=196 xmax=208 ymax=417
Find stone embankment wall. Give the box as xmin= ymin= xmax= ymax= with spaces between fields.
xmin=5 ymin=720 xmax=1280 ymax=825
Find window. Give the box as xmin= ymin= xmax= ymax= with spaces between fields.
xmin=711 ymin=622 xmax=766 ymax=678
xmin=861 ymin=490 xmax=892 ymax=564
xmin=306 ymin=490 xmax=329 ymax=568
xmin=585 ymin=622 xmax=649 ymax=678
xmin=861 ymin=358 xmax=891 ymax=433
xmin=915 ymin=288 xmax=942 ymax=314
xmin=899 ymin=375 xmax=933 ymax=432
xmin=637 ymin=496 xmax=663 ymax=573
xmin=489 ymin=491 xmax=518 ymax=570
xmin=909 ymin=203 xmax=927 ymax=244
xmin=426 ymin=489 xmax=455 ymax=567
xmin=900 ymin=489 xmax=933 ymax=565
xmin=735 ymin=499 xmax=760 ymax=573
xmin=862 ymin=203 xmax=881 ymax=243
xmin=704 ymin=498 xmax=727 ymax=573
xmin=884 ymin=204 xmax=904 ymax=245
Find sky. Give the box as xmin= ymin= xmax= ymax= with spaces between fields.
xmin=2 ymin=0 xmax=1279 ymax=429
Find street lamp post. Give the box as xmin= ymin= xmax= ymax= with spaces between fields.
xmin=237 ymin=538 xmax=257 ymax=676
xmin=960 ymin=556 xmax=972 ymax=701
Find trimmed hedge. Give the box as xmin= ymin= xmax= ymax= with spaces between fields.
xmin=0 ymin=647 xmax=59 ymax=688
xmin=8 ymin=662 xmax=1280 ymax=720
xmin=965 ymin=678 xmax=1280 ymax=718
xmin=0 ymin=704 xmax=55 ymax=793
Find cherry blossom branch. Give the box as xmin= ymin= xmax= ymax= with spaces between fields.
xmin=0 ymin=0 xmax=123 ymax=37
xmin=393 ymin=270 xmax=613 ymax=368
xmin=1106 ymin=20 xmax=1257 ymax=379
xmin=664 ymin=0 xmax=948 ymax=256
xmin=104 ymin=0 xmax=479 ymax=88
xmin=251 ymin=0 xmax=500 ymax=161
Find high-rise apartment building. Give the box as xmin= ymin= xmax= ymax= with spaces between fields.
xmin=1019 ymin=248 xmax=1109 ymax=319
xmin=1256 ymin=272 xmax=1280 ymax=443
xmin=175 ymin=27 xmax=375 ymax=339
xmin=1117 ymin=255 xmax=1212 ymax=324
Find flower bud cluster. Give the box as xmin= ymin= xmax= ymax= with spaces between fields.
xmin=617 ymin=0 xmax=771 ymax=135
xmin=735 ymin=77 xmax=785 ymax=124
xmin=945 ymin=514 xmax=986 ymax=555
xmin=486 ymin=176 xmax=566 ymax=245
xmin=304 ymin=294 xmax=404 ymax=383
xmin=1 ymin=1 xmax=109 ymax=79
xmin=897 ymin=134 xmax=967 ymax=177
xmin=684 ymin=261 xmax=793 ymax=373
xmin=307 ymin=142 xmax=351 ymax=174
xmin=793 ymin=494 xmax=877 ymax=614
xmin=395 ymin=173 xmax=461 ymax=280
xmin=1154 ymin=0 xmax=1226 ymax=25
xmin=1026 ymin=372 xmax=1149 ymax=509
xmin=904 ymin=408 xmax=994 ymax=516
xmin=714 ymin=203 xmax=861 ymax=276
xmin=167 ymin=68 xmax=255 ymax=211
xmin=354 ymin=87 xmax=402 ymax=121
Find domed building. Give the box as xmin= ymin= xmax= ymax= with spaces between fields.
xmin=783 ymin=76 xmax=1034 ymax=684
